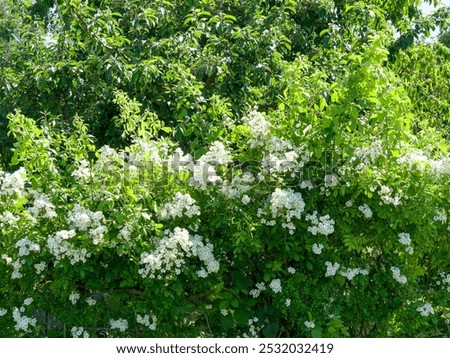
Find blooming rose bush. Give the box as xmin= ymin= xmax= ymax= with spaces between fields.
xmin=0 ymin=12 xmax=449 ymax=337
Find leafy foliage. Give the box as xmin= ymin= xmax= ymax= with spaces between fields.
xmin=0 ymin=0 xmax=449 ymax=338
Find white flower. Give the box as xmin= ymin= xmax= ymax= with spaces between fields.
xmin=433 ymin=210 xmax=447 ymax=223
xmin=15 ymin=238 xmax=40 ymax=257
xmin=345 ymin=200 xmax=353 ymax=207
xmin=69 ymin=291 xmax=80 ymax=305
xmin=325 ymin=262 xmax=340 ymax=277
xmin=199 ymin=141 xmax=232 ymax=165
xmin=324 ymin=174 xmax=339 ymax=188
xmin=358 ymin=204 xmax=373 ymax=219
xmin=72 ymin=159 xmax=91 ymax=180
xmin=160 ymin=192 xmax=200 ymax=220
xmin=12 ymin=307 xmax=36 ymax=332
xmin=285 ymin=299 xmax=291 ymax=307
xmin=306 ymin=211 xmax=335 ymax=236
xmin=0 ymin=308 xmax=7 ymax=316
xmin=340 ymin=268 xmax=369 ymax=280
xmin=287 ymin=267 xmax=296 ymax=274
xmin=23 ymin=298 xmax=33 ymax=306
xmin=139 ymin=228 xmax=219 ymax=279
xmin=86 ymin=297 xmax=97 ymax=306
xmin=269 ymin=279 xmax=282 ymax=293
xmin=110 ymin=318 xmax=128 ymax=332
xmin=417 ymin=303 xmax=434 ymax=317
xmin=391 ymin=266 xmax=407 ymax=284
xmin=136 ymin=313 xmax=157 ymax=330
xmin=27 ymin=191 xmax=57 ymax=219
xmin=398 ymin=233 xmax=411 ymax=246
xmin=304 ymin=321 xmax=315 ymax=329
xmin=243 ymin=110 xmax=271 ymax=148
xmin=1 ymin=167 xmax=26 ymax=196
xmin=71 ymin=326 xmax=89 ymax=338
xmin=34 ymin=261 xmax=46 ymax=274
xmin=221 ymin=309 xmax=229 ymax=316
xmin=312 ymin=243 xmax=324 ymax=255
xmin=241 ymin=194 xmax=251 ymax=205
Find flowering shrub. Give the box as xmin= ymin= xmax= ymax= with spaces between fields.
xmin=0 ymin=1 xmax=449 ymax=338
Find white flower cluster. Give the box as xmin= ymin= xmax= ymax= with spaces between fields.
xmin=119 ymin=223 xmax=133 ymax=242
xmin=0 ymin=210 xmax=19 ymax=227
xmin=398 ymin=233 xmax=413 ymax=254
xmin=285 ymin=298 xmax=291 ymax=307
xmin=0 ymin=308 xmax=7 ymax=317
xmin=378 ymin=186 xmax=402 ymax=207
xmin=86 ymin=297 xmax=97 ymax=306
xmin=287 ymin=267 xmax=296 ymax=274
xmin=304 ymin=321 xmax=315 ymax=329
xmin=94 ymin=145 xmax=123 ymax=170
xmin=47 ymin=229 xmax=91 ymax=265
xmin=249 ymin=282 xmax=267 ymax=298
xmin=221 ymin=172 xmax=254 ymax=199
xmin=72 ymin=159 xmax=91 ymax=181
xmin=198 ymin=141 xmax=232 ymax=166
xmin=12 ymin=307 xmax=37 ymax=332
xmin=130 ymin=138 xmax=164 ymax=167
xmin=136 ymin=313 xmax=157 ymax=331
xmin=243 ymin=110 xmax=271 ymax=148
xmin=138 ymin=228 xmax=219 ymax=279
xmin=305 ymin=211 xmax=335 ymax=236
xmin=69 ymin=291 xmax=81 ymax=305
xmin=23 ymin=298 xmax=33 ymax=306
xmin=437 ymin=272 xmax=450 ymax=292
xmin=26 ymin=191 xmax=57 ymax=219
xmin=325 ymin=262 xmax=340 ymax=277
xmin=358 ymin=204 xmax=373 ymax=219
xmin=15 ymin=238 xmax=40 ymax=257
xmin=396 ymin=149 xmax=429 ymax=171
xmin=67 ymin=205 xmax=106 ymax=245
xmin=0 ymin=167 xmax=26 ymax=197
xmin=110 ymin=318 xmax=129 ymax=332
xmin=11 ymin=258 xmax=25 ymax=279
xmin=391 ymin=266 xmax=407 ymax=284
xmin=433 ymin=210 xmax=447 ymax=223
xmin=34 ymin=261 xmax=46 ymax=274
xmin=160 ymin=192 xmax=200 ymax=220
xmin=351 ymin=140 xmax=383 ymax=166
xmin=258 ymin=188 xmax=305 ymax=234
xmin=269 ymin=279 xmax=282 ymax=293
xmin=71 ymin=326 xmax=89 ymax=338
xmin=324 ymin=174 xmax=339 ymax=188
xmin=417 ymin=303 xmax=434 ymax=317
xmin=312 ymin=243 xmax=324 ymax=255
xmin=340 ymin=267 xmax=369 ymax=281
xmin=242 ymin=317 xmax=262 ymax=338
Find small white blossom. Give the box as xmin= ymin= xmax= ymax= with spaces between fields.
xmin=417 ymin=303 xmax=434 ymax=317
xmin=241 ymin=194 xmax=251 ymax=205
xmin=285 ymin=299 xmax=291 ymax=307
xmin=305 ymin=211 xmax=335 ymax=236
xmin=71 ymin=326 xmax=89 ymax=338
xmin=358 ymin=204 xmax=373 ymax=219
xmin=312 ymin=243 xmax=324 ymax=255
xmin=23 ymin=298 xmax=33 ymax=306
xmin=160 ymin=192 xmax=200 ymax=220
xmin=86 ymin=297 xmax=97 ymax=306
xmin=304 ymin=321 xmax=315 ymax=329
xmin=34 ymin=261 xmax=46 ymax=274
xmin=287 ymin=267 xmax=296 ymax=274
xmin=391 ymin=266 xmax=407 ymax=284
xmin=0 ymin=308 xmax=7 ymax=317
xmin=69 ymin=291 xmax=80 ymax=305
xmin=110 ymin=318 xmax=128 ymax=332
xmin=221 ymin=309 xmax=229 ymax=316
xmin=269 ymin=279 xmax=282 ymax=293
xmin=325 ymin=262 xmax=340 ymax=277
xmin=136 ymin=313 xmax=157 ymax=330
